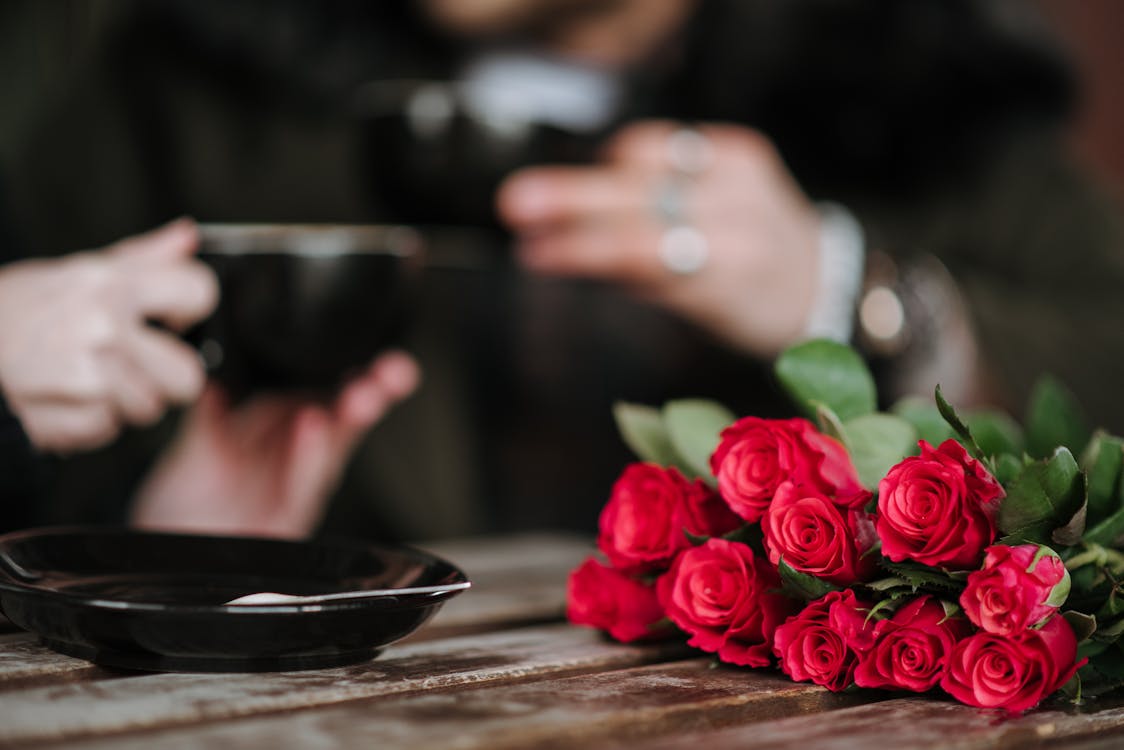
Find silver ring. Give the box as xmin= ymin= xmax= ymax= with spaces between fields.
xmin=659 ymin=225 xmax=709 ymax=275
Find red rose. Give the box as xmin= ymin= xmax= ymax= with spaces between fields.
xmin=961 ymin=545 xmax=1069 ymax=636
xmin=657 ymin=538 xmax=798 ymax=666
xmin=876 ymin=439 xmax=1003 ymax=569
xmin=567 ymin=557 xmax=670 ymax=643
xmin=762 ymin=481 xmax=876 ymax=585
xmin=802 ymin=428 xmax=870 ymax=509
xmin=828 ymin=588 xmax=879 ymax=654
xmin=597 ymin=463 xmax=739 ymax=575
xmin=941 ymin=615 xmax=1083 ymax=713
xmin=773 ymin=590 xmax=874 ymax=692
xmin=710 ymin=417 xmax=866 ymax=523
xmin=854 ymin=596 xmax=970 ymax=692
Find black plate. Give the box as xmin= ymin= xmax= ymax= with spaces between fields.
xmin=0 ymin=527 xmax=469 ymax=672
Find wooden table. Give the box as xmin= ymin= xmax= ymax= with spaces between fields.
xmin=4 ymin=532 xmax=1124 ymax=749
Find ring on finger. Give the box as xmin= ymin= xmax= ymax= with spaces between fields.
xmin=658 ymin=225 xmax=709 ymax=276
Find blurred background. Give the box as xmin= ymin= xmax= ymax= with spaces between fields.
xmin=1 ymin=0 xmax=1121 ymax=542
xmin=0 ymin=0 xmax=1117 ymax=202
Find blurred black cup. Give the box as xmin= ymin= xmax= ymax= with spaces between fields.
xmin=189 ymin=224 xmax=424 ymax=397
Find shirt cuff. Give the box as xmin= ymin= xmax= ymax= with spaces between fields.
xmin=800 ymin=202 xmax=866 ymax=344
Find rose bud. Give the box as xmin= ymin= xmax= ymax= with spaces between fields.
xmin=567 ymin=557 xmax=671 ymax=643
xmin=762 ymin=481 xmax=877 ymax=586
xmin=876 ymin=439 xmax=1004 ymax=569
xmin=854 ymin=596 xmax=971 ymax=692
xmin=941 ymin=615 xmax=1083 ymax=713
xmin=597 ymin=463 xmax=739 ymax=575
xmin=710 ymin=417 xmax=866 ymax=523
xmin=773 ymin=590 xmax=873 ymax=692
xmin=657 ymin=538 xmax=798 ymax=667
xmin=960 ymin=545 xmax=1070 ymax=635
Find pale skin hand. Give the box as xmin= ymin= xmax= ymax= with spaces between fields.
xmin=0 ymin=219 xmax=217 ymax=452
xmin=497 ymin=121 xmax=823 ymax=357
xmin=130 ymin=351 xmax=420 ymax=539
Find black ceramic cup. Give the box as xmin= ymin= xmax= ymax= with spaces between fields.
xmin=190 ymin=224 xmax=424 ymax=396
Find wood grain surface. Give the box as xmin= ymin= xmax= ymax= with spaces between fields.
xmin=5 ymin=533 xmax=1124 ymax=749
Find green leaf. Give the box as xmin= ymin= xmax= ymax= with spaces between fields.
xmin=1084 ymin=506 xmax=1124 ymax=547
xmin=814 ymin=403 xmax=850 ymax=448
xmin=843 ymin=413 xmax=918 ymax=490
xmin=774 ymin=339 xmax=876 ymax=421
xmin=891 ymin=396 xmax=955 ymax=447
xmin=1025 ymin=375 xmax=1091 ymax=459
xmin=683 ymin=529 xmax=710 ymax=547
xmin=939 ymin=599 xmax=962 ymax=622
xmin=1052 ymin=493 xmax=1088 ymax=548
xmin=1094 ymin=617 xmax=1124 ymax=643
xmin=998 ymin=447 xmax=1084 ymax=539
xmin=662 ymin=399 xmax=736 ymax=483
xmin=778 ymin=558 xmax=840 ymax=601
xmin=994 ymin=453 xmax=1028 ymax=486
xmin=864 ymin=598 xmax=900 ymax=624
xmin=865 ymin=576 xmax=913 ymax=593
xmin=1079 ymin=644 xmax=1124 ymax=698
xmin=934 ymin=385 xmax=984 ymax=459
xmin=1082 ymin=432 xmax=1124 ymax=528
xmin=1096 ymin=590 xmax=1124 ymax=622
xmin=964 ymin=410 xmax=1025 ymax=458
xmin=1064 ymin=610 xmax=1098 ymax=643
xmin=612 ymin=402 xmax=682 ymax=468
xmin=999 ymin=523 xmax=1055 ymax=547
xmin=878 ymin=561 xmax=964 ymax=592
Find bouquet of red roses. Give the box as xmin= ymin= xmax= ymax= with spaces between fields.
xmin=568 ymin=340 xmax=1124 ymax=713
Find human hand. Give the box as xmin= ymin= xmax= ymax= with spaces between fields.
xmin=130 ymin=351 xmax=421 ymax=539
xmin=497 ymin=121 xmax=823 ymax=356
xmin=0 ymin=219 xmax=218 ymax=452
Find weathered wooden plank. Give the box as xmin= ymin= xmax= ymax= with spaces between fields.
xmin=0 ymin=624 xmax=685 ymax=745
xmin=417 ymin=532 xmax=588 ymax=635
xmin=0 ymin=633 xmax=111 ymax=690
xmin=623 ymin=696 xmax=1124 ymax=750
xmin=42 ymin=660 xmax=870 ymax=750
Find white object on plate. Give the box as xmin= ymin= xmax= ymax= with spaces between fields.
xmin=223 ymin=581 xmax=471 ymax=606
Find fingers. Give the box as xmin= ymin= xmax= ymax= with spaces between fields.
xmin=519 ymin=219 xmax=669 ymax=284
xmin=604 ymin=121 xmax=781 ymax=175
xmin=124 ymin=326 xmax=207 ymax=404
xmin=125 ymin=261 xmax=219 ymax=330
xmin=17 ymin=401 xmax=117 ymax=453
xmin=498 ymin=167 xmax=652 ymax=228
xmin=109 ymin=217 xmax=199 ymax=262
xmin=334 ymin=350 xmax=421 ymax=431
xmin=277 ymin=407 xmax=336 ymax=537
xmin=98 ymin=353 xmax=166 ymax=427
xmin=106 ymin=219 xmax=218 ymax=329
